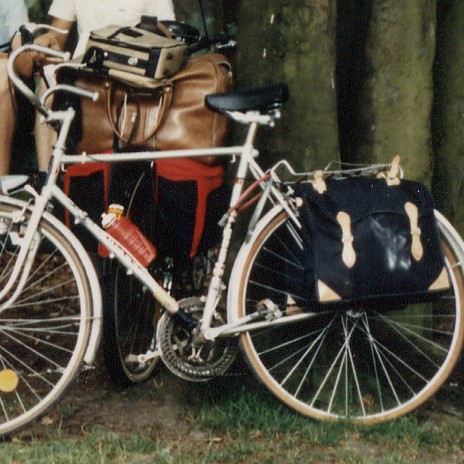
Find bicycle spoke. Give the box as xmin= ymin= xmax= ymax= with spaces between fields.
xmin=235 ymin=209 xmax=464 ymax=423
xmin=0 ymin=202 xmax=93 ymax=437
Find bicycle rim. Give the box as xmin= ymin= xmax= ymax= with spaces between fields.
xmin=0 ymin=201 xmax=93 ymax=436
xmin=103 ymin=262 xmax=159 ymax=387
xmin=232 ymin=209 xmax=464 ymax=424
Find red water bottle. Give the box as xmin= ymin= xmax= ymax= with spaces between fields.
xmin=102 ymin=204 xmax=157 ymax=267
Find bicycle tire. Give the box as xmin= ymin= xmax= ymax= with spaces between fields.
xmin=102 ymin=169 xmax=159 ymax=387
xmin=0 ymin=199 xmax=94 ymax=437
xmin=229 ymin=207 xmax=464 ymax=424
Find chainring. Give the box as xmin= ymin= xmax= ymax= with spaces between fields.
xmin=157 ymin=297 xmax=238 ymax=382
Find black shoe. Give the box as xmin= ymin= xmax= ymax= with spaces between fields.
xmin=173 ymin=308 xmax=199 ymax=332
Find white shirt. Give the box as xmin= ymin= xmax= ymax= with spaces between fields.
xmin=0 ymin=0 xmax=28 ymax=45
xmin=48 ymin=0 xmax=176 ymax=36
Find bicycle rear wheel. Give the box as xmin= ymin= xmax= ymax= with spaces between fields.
xmin=229 ymin=208 xmax=464 ymax=424
xmin=0 ymin=200 xmax=94 ymax=436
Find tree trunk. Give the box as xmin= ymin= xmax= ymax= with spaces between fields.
xmin=354 ymin=0 xmax=436 ymax=185
xmin=175 ymin=0 xmax=223 ymax=38
xmin=235 ymin=0 xmax=339 ymax=171
xmin=432 ymin=0 xmax=464 ymax=233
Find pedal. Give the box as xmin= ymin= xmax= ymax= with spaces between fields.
xmin=256 ymin=299 xmax=283 ymax=321
xmin=125 ymin=350 xmax=160 ymax=365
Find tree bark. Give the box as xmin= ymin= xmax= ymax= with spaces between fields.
xmin=432 ymin=0 xmax=464 ymax=233
xmin=354 ymin=0 xmax=436 ymax=185
xmin=235 ymin=0 xmax=339 ymax=171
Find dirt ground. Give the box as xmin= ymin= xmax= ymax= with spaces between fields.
xmin=15 ymin=350 xmax=263 ymax=444
xmin=28 ymin=357 xmax=211 ymax=441
xmin=17 ymin=349 xmax=464 ymax=446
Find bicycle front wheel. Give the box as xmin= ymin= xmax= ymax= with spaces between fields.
xmin=229 ymin=208 xmax=464 ymax=424
xmin=0 ymin=200 xmax=94 ymax=437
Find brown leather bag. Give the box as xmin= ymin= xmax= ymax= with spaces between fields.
xmin=61 ymin=53 xmax=233 ymax=165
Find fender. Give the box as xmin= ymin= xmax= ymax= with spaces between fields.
xmin=227 ymin=204 xmax=287 ymax=324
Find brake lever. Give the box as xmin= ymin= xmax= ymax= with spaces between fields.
xmin=215 ymin=39 xmax=237 ymax=51
xmin=187 ymin=35 xmax=237 ymax=55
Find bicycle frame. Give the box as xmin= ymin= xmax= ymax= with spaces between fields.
xmin=3 ymin=43 xmax=304 ymax=342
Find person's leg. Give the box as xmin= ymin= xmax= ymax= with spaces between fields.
xmin=35 ymin=78 xmax=57 ymax=170
xmin=0 ymin=53 xmax=17 ymax=175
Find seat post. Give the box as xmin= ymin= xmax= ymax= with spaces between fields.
xmin=228 ymin=120 xmax=260 ymax=209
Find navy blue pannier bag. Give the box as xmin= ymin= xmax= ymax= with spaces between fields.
xmin=294 ymin=174 xmax=450 ymax=308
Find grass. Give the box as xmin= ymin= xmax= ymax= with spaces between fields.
xmin=0 ymin=432 xmax=173 ymax=464
xmin=189 ymin=381 xmax=348 ymax=445
xmin=2 ymin=375 xmax=464 ymax=463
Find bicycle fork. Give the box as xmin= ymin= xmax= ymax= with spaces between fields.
xmin=0 ymin=110 xmax=75 ymax=310
xmin=0 ymin=196 xmax=48 ymax=310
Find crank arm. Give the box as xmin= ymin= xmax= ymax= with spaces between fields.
xmin=124 ymin=337 xmax=190 ymax=364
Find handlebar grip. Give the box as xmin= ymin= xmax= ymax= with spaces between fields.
xmin=73 ymin=86 xmax=99 ymax=102
xmin=39 ymin=84 xmax=99 ymax=110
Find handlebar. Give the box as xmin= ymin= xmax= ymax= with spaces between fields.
xmin=7 ymin=45 xmax=69 ymax=116
xmin=7 ymin=22 xmax=234 ymax=119
xmin=7 ymin=44 xmax=98 ymax=118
